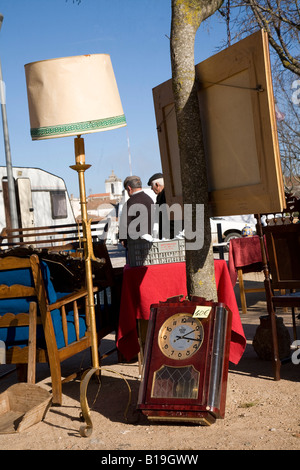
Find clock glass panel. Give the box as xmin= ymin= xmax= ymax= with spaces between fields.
xmin=158 ymin=313 xmax=204 ymax=360
xmin=151 ymin=364 xmax=200 ymax=399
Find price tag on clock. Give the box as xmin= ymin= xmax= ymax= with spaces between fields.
xmin=192 ymin=306 xmax=212 ymax=319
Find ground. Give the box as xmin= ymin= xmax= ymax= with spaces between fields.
xmin=0 ymin=271 xmax=299 ymax=451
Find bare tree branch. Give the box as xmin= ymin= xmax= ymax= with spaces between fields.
xmin=227 ymin=0 xmax=300 ymax=76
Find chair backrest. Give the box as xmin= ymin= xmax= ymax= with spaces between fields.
xmin=2 ymin=221 xmax=103 ymax=250
xmin=0 ymin=255 xmax=53 ymax=348
xmin=263 ymin=222 xmax=300 ymax=290
xmin=0 ymin=256 xmax=38 ymax=300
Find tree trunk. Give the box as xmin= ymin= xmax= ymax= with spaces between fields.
xmin=170 ymin=0 xmax=223 ymax=301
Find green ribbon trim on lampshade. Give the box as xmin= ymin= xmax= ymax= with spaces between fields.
xmin=30 ymin=114 xmax=126 ymax=138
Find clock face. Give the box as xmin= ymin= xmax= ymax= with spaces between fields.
xmin=158 ymin=313 xmax=204 ymax=360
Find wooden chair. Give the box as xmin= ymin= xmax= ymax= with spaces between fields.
xmin=40 ymin=239 xmax=123 ymax=358
xmin=228 ymin=236 xmax=265 ymax=315
xmin=0 ymin=298 xmax=39 ymax=385
xmin=1 ymin=223 xmax=122 ymax=342
xmin=0 ymin=253 xmax=119 ymax=405
xmin=255 ymin=211 xmax=300 ymax=380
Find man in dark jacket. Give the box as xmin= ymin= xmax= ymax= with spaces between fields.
xmin=119 ymin=175 xmax=154 ymax=247
xmin=148 ymin=172 xmax=174 ymax=239
xmin=147 ymin=172 xmax=165 ymax=205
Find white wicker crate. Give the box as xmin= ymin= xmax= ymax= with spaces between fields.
xmin=127 ymin=239 xmax=185 ymax=267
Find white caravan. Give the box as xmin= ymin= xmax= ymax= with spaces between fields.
xmin=0 ymin=166 xmax=75 ymax=232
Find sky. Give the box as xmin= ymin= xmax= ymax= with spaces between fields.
xmin=0 ymin=0 xmax=228 ymax=198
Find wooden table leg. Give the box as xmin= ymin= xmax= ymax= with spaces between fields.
xmin=237 ymin=268 xmax=247 ymax=315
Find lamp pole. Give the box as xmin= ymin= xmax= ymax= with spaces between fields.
xmin=0 ymin=14 xmax=19 ymax=232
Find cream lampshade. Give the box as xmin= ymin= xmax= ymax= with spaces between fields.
xmin=24 ymin=54 xmax=126 ymax=140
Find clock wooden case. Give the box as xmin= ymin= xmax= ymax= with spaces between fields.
xmin=137 ymin=296 xmax=232 ymax=425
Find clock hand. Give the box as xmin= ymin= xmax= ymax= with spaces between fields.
xmin=179 ymin=336 xmax=202 ymax=342
xmin=175 ymin=331 xmax=201 ymax=341
xmin=175 ymin=329 xmax=196 ymax=340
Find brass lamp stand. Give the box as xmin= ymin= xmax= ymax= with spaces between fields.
xmin=70 ymin=136 xmax=100 ymax=437
xmin=24 ymin=54 xmax=127 ymax=437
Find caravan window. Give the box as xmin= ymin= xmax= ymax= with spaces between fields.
xmin=50 ymin=191 xmax=68 ymax=219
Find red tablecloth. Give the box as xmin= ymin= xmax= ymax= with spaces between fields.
xmin=116 ymin=260 xmax=246 ymax=365
xmin=228 ymin=236 xmax=264 ymax=286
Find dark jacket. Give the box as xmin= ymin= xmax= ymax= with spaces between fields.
xmin=156 ymin=189 xmax=175 ymax=239
xmin=119 ymin=190 xmax=154 ymax=245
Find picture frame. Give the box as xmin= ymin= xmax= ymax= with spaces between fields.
xmin=152 ymin=30 xmax=285 ymax=216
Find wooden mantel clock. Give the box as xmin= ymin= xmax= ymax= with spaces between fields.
xmin=137 ymin=296 xmax=232 ymax=425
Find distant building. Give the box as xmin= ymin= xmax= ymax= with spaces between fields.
xmin=105 ymin=170 xmax=123 ymax=201
xmin=70 ymin=171 xmax=122 ymax=227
